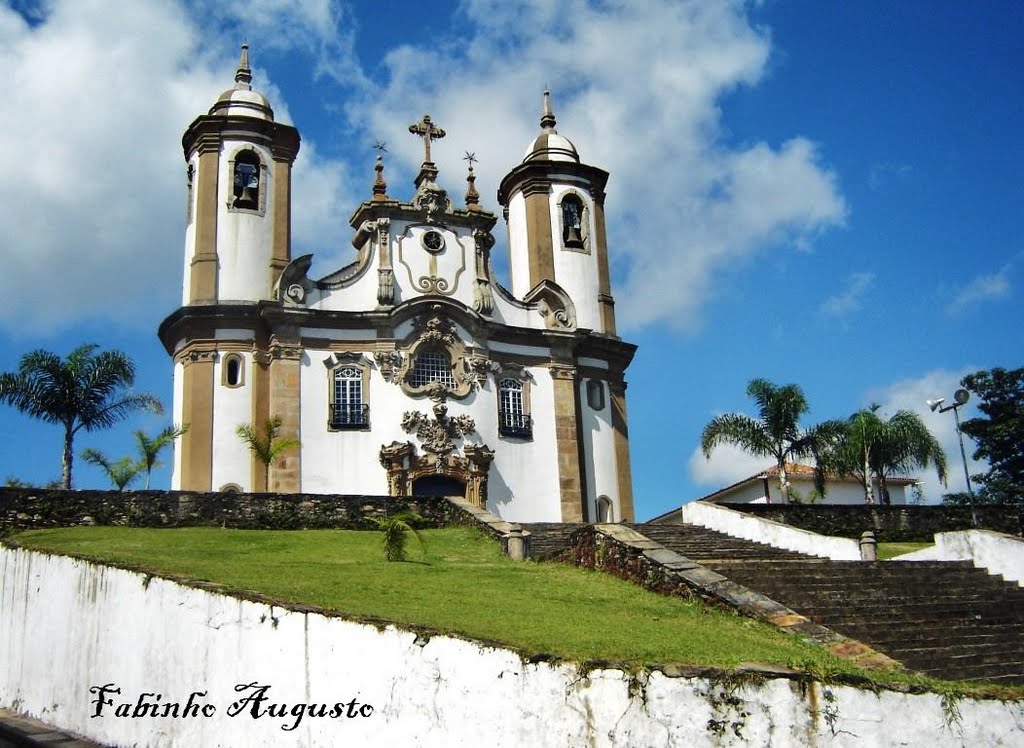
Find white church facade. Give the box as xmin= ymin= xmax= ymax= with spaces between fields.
xmin=159 ymin=47 xmax=636 ymax=523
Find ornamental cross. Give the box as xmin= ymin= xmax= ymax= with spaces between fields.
xmin=409 ymin=114 xmax=446 ymax=163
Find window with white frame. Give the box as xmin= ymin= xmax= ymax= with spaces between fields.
xmin=409 ymin=350 xmax=455 ymax=389
xmin=498 ymin=378 xmax=532 ymax=438
xmin=331 ymin=365 xmax=369 ymax=428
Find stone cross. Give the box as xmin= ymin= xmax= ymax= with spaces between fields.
xmin=409 ymin=115 xmax=446 ymax=163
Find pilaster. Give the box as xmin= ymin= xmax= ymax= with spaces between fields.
xmin=523 ymin=182 xmax=555 ymax=287
xmin=269 ymin=157 xmax=292 ymax=293
xmin=189 ymin=146 xmax=220 ymax=304
xmin=609 ymin=377 xmax=634 ymax=522
xmin=550 ymin=363 xmax=585 ymax=522
xmin=177 ymin=346 xmax=216 ymax=490
xmin=268 ymin=331 xmax=302 ymax=492
xmin=591 ymin=188 xmax=617 ymax=335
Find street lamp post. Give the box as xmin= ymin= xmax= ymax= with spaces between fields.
xmin=927 ymin=388 xmax=977 ymax=527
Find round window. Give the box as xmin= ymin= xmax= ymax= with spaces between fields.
xmin=421 ymin=230 xmax=445 ymax=253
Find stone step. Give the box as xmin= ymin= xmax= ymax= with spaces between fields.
xmin=833 ymin=624 xmax=1024 ymax=647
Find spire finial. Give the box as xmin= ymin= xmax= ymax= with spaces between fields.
xmin=463 ymin=152 xmax=480 ymax=210
xmin=372 ymin=141 xmax=389 ymax=200
xmin=540 ymin=89 xmax=557 ymax=131
xmin=234 ymin=42 xmax=252 ymax=90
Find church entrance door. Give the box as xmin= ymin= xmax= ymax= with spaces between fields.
xmin=412 ymin=474 xmax=466 ymax=498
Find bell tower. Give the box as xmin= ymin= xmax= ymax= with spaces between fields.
xmin=181 ymin=44 xmax=300 ymax=305
xmin=497 ymin=91 xmax=617 ymax=335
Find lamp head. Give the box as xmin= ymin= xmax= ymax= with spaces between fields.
xmin=954 ymin=388 xmax=970 ymax=406
xmin=927 ymin=398 xmax=945 ymax=412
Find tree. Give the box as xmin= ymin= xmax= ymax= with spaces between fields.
xmin=830 ymin=406 xmax=947 ymax=504
xmin=700 ymin=378 xmax=843 ymax=502
xmin=958 ymin=367 xmax=1024 ymax=504
xmin=80 ymin=448 xmax=144 ymax=491
xmin=0 ymin=344 xmax=162 ymax=489
xmin=134 ymin=424 xmax=189 ymax=489
xmin=236 ymin=416 xmax=300 ymax=490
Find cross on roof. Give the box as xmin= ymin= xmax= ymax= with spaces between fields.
xmin=409 ymin=115 xmax=446 ymax=163
xmin=463 ymin=151 xmax=477 ymax=168
xmin=373 ymin=140 xmax=388 ymax=155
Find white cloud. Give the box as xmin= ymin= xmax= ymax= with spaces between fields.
xmin=0 ymin=0 xmax=846 ymax=335
xmin=189 ymin=0 xmax=366 ymax=87
xmin=863 ymin=368 xmax=985 ymax=502
xmin=0 ymin=0 xmax=353 ymax=335
xmin=820 ymin=271 xmax=874 ymax=317
xmin=946 ymin=265 xmax=1012 ymax=315
xmin=687 ymin=440 xmax=770 ymax=490
xmin=353 ymin=0 xmax=847 ymax=332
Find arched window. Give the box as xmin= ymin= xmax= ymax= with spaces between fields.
xmin=498 ymin=378 xmax=532 ymax=438
xmin=331 ymin=365 xmax=368 ymax=428
xmin=410 ymin=350 xmax=455 ymax=389
xmin=561 ymin=194 xmax=586 ymax=249
xmin=222 ymin=353 xmax=244 ymax=388
xmin=596 ymin=495 xmax=613 ymax=523
xmin=586 ymin=379 xmax=605 ymax=411
xmin=233 ymin=151 xmax=261 ymax=210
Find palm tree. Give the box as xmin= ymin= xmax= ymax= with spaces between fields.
xmin=80 ymin=448 xmax=144 ymax=491
xmin=0 ymin=344 xmax=162 ymax=489
xmin=134 ymin=424 xmax=189 ymax=489
xmin=700 ymin=378 xmax=843 ymax=502
xmin=236 ymin=416 xmax=300 ymax=490
xmin=833 ymin=406 xmax=947 ymax=504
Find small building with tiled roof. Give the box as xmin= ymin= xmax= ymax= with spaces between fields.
xmin=648 ymin=463 xmax=917 ymax=522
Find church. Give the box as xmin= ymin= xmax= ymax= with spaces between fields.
xmin=158 ymin=46 xmax=637 ymax=523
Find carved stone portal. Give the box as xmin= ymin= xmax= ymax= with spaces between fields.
xmin=379 ymin=403 xmax=494 ymax=508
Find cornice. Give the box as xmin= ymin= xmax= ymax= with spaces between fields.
xmin=497 ymin=160 xmax=609 ymax=206
xmin=181 ymin=116 xmax=301 ymax=163
xmin=158 ymin=298 xmax=637 ymax=368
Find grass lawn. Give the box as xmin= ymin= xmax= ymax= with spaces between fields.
xmin=8 ymin=526 xmax=1018 ymax=696
xmin=877 ymin=542 xmax=933 ymax=560
xmin=14 ymin=526 xmax=849 ymax=669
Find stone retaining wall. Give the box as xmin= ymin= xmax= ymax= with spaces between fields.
xmin=0 ymin=487 xmax=460 ymax=534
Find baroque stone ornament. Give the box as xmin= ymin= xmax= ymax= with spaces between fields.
xmin=415 ymin=312 xmax=459 ymax=347
xmin=413 ymin=181 xmax=451 ymax=222
xmin=374 ymin=351 xmax=403 ymax=383
xmin=401 ymin=403 xmax=476 ymax=455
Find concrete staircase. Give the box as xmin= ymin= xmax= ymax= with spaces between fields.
xmin=628 ymin=523 xmax=816 ymax=562
xmin=520 ymin=523 xmax=584 ymax=559
xmin=522 ymin=519 xmax=1024 ymax=683
xmin=631 ymin=522 xmax=1024 ymax=684
xmin=702 ymin=557 xmax=1024 ymax=684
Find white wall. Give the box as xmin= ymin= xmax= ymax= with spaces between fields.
xmin=549 ymin=185 xmax=601 ymax=331
xmin=1 ymin=547 xmax=1021 ymax=747
xmin=296 ymin=347 xmax=562 ymax=521
xmin=210 ymin=352 xmax=255 ymax=492
xmin=505 ymin=191 xmax=530 ymax=298
xmin=718 ymin=477 xmax=908 ymax=506
xmin=216 ymin=142 xmax=275 ymax=302
xmin=681 ymin=501 xmax=862 ymax=561
xmin=898 ymin=530 xmax=1024 ymax=585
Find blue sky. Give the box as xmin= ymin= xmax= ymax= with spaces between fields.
xmin=0 ymin=0 xmax=1020 ymax=520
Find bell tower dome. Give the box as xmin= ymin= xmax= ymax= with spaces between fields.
xmin=180 ymin=44 xmax=300 ymax=305
xmin=497 ymin=91 xmax=617 ymax=335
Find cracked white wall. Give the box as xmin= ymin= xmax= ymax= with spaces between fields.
xmin=1 ymin=546 xmax=1022 ymax=747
